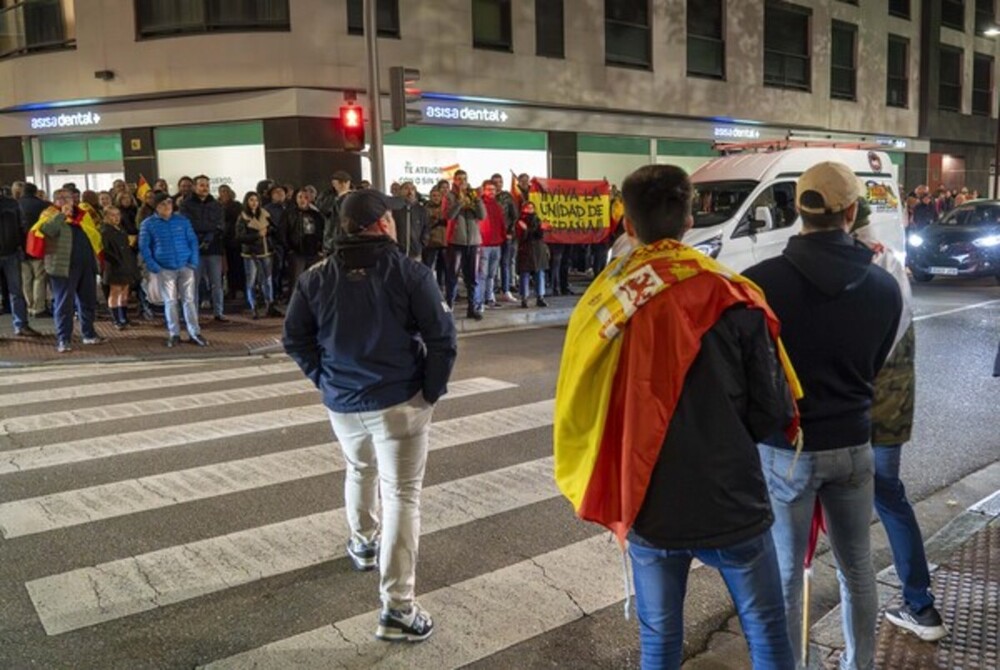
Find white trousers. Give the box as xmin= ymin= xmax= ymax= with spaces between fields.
xmin=328 ymin=393 xmax=433 ymax=610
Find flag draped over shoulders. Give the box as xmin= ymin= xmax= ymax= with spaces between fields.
xmin=553 ymin=238 xmax=803 ymax=544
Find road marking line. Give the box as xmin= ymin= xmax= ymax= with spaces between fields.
xmin=1 ymin=380 xmax=316 ymax=434
xmin=913 ymin=298 xmax=1000 ymax=322
xmin=0 ymin=378 xmax=516 ymax=475
xmin=26 ymin=456 xmax=559 ymax=636
xmin=0 ymin=362 xmax=302 ymax=405
xmin=0 ymin=400 xmax=553 ymax=538
xmin=0 ymin=360 xmax=210 ymax=388
xmin=201 ymin=532 xmax=630 ymax=670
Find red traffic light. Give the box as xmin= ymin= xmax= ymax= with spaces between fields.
xmin=341 ymin=105 xmax=363 ymax=129
xmin=339 ymin=104 xmax=365 ymax=151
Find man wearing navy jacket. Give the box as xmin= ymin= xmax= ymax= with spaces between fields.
xmin=283 ymin=189 xmax=457 ymax=644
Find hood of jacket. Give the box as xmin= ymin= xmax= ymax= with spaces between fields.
xmin=782 ymin=230 xmax=875 ymax=297
xmin=334 ymin=235 xmax=397 ymax=269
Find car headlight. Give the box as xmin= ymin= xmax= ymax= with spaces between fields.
xmin=693 ymin=236 xmax=722 ymax=259
xmin=908 ymin=234 xmax=924 ymax=247
xmin=972 ymin=234 xmax=1000 ymax=248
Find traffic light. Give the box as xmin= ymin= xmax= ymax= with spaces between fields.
xmin=340 ymin=104 xmax=365 ymax=151
xmin=389 ymin=66 xmax=422 ymax=131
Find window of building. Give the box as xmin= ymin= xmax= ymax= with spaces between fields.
xmin=136 ymin=0 xmax=290 ymax=38
xmin=942 ymin=0 xmax=966 ymax=30
xmin=975 ymin=0 xmax=996 ymax=34
xmin=973 ymin=53 xmax=994 ymax=115
xmin=764 ymin=2 xmax=811 ymax=91
xmin=830 ymin=21 xmax=857 ymax=100
xmin=939 ymin=46 xmax=963 ymax=111
xmin=887 ymin=35 xmax=909 ymax=107
xmin=687 ymin=0 xmax=725 ymax=79
xmin=473 ymin=0 xmax=512 ymax=51
xmin=0 ymin=0 xmax=75 ymax=58
xmin=606 ymin=0 xmax=651 ymax=69
xmin=889 ymin=0 xmax=911 ymax=19
xmin=346 ymin=0 xmax=400 ymax=37
xmin=535 ymin=0 xmax=564 ymax=58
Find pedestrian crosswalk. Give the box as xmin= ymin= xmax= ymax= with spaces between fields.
xmin=0 ymin=356 xmax=643 ymax=668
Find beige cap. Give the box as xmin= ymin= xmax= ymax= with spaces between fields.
xmin=796 ymin=161 xmax=862 ymax=215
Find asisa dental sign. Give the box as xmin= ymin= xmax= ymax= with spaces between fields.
xmin=713 ymin=126 xmax=761 ymax=140
xmin=30 ymin=111 xmax=102 ymax=130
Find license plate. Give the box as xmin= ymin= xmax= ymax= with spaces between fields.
xmin=929 ymin=267 xmax=959 ymax=276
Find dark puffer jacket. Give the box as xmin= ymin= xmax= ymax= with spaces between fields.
xmin=101 ymin=223 xmax=140 ymax=285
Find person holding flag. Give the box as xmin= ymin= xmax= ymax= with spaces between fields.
xmin=554 ymin=164 xmax=802 ymax=669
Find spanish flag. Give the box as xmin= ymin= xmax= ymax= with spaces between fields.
xmin=136 ymin=174 xmax=151 ymax=201
xmin=553 ymin=238 xmax=802 ymax=544
xmin=26 ymin=205 xmax=103 ymax=262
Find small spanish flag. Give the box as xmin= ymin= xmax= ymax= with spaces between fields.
xmin=553 ymin=238 xmax=803 ymax=545
xmin=136 ymin=175 xmax=151 ymax=201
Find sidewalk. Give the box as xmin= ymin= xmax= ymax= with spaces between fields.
xmin=684 ymin=460 xmax=1000 ymax=669
xmin=0 ymin=293 xmax=580 ymax=367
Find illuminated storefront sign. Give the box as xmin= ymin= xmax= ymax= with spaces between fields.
xmin=30 ymin=111 xmax=102 ymax=130
xmin=713 ymin=126 xmax=761 ymax=140
xmin=423 ymin=104 xmax=511 ymax=125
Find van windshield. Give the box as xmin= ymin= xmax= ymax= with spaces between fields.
xmin=692 ymin=180 xmax=758 ymax=228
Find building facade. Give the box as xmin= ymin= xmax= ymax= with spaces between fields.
xmin=0 ymin=0 xmax=969 ymax=195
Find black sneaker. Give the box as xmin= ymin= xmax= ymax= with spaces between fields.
xmin=165 ymin=335 xmax=180 ymax=348
xmin=56 ymin=340 xmax=72 ymax=354
xmin=14 ymin=326 xmax=42 ymax=337
xmin=376 ymin=603 xmax=434 ymax=642
xmin=189 ymin=334 xmax=209 ymax=347
xmin=884 ymin=605 xmax=948 ymax=641
xmin=346 ymin=538 xmax=378 ymax=571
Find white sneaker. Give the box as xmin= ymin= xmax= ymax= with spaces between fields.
xmin=376 ymin=602 xmax=434 ymax=642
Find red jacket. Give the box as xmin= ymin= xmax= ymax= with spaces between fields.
xmin=479 ymin=196 xmax=507 ymax=247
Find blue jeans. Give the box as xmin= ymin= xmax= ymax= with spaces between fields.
xmin=499 ymin=240 xmax=514 ymax=292
xmin=759 ymin=443 xmax=877 ymax=670
xmin=445 ymin=245 xmax=479 ymax=311
xmin=476 ymin=245 xmax=502 ymax=305
xmin=630 ymin=530 xmax=793 ymax=670
xmin=0 ymin=253 xmax=28 ymax=330
xmin=519 ymin=270 xmax=545 ymax=300
xmin=873 ymin=444 xmax=934 ymax=613
xmin=198 ymin=255 xmax=225 ymax=317
xmin=243 ymin=257 xmax=274 ymax=309
xmin=160 ymin=267 xmax=200 ymax=338
xmin=50 ymin=263 xmax=98 ymax=343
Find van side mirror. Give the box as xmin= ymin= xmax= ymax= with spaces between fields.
xmin=753 ymin=206 xmax=773 ymax=231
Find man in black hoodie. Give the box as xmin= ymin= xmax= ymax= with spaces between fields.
xmin=181 ymin=175 xmax=227 ymax=321
xmin=744 ymin=162 xmax=902 ymax=670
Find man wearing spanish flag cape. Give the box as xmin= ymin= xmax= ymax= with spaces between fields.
xmin=26 ymin=188 xmax=104 ymax=353
xmin=554 ymin=165 xmax=802 ymax=669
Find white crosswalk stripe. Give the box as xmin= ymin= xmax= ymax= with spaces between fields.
xmin=0 ymin=359 xmax=209 ymax=389
xmin=2 ymin=358 xmax=636 ymax=667
xmin=202 ymin=533 xmax=634 ymax=670
xmin=0 ymin=361 xmax=301 ymax=406
xmin=26 ymin=457 xmax=558 ymax=635
xmin=0 ymin=377 xmax=515 ymax=474
xmin=0 ymin=400 xmax=553 ymax=538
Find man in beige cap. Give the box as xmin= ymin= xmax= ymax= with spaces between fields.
xmin=744 ymin=161 xmax=903 ymax=670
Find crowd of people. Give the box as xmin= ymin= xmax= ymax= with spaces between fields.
xmin=0 ymin=169 xmax=621 ymax=351
xmin=906 ymin=183 xmax=980 ymax=227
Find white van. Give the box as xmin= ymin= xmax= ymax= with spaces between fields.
xmin=682 ymin=148 xmax=907 ymax=272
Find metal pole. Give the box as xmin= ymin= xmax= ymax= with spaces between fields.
xmin=994 ymin=97 xmax=1000 ymax=199
xmin=363 ymin=0 xmax=385 ymax=192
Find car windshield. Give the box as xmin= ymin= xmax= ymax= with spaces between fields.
xmin=692 ymin=181 xmax=758 ymax=228
xmin=939 ymin=204 xmax=1000 ymax=226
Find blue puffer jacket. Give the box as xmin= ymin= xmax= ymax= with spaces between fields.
xmin=139 ymin=213 xmax=200 ymax=273
xmin=283 ymin=236 xmax=457 ymax=412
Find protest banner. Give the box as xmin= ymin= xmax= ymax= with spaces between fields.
xmin=528 ymin=178 xmax=611 ymax=244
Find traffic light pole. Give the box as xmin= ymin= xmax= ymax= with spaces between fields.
xmin=363 ymin=0 xmax=385 ymax=191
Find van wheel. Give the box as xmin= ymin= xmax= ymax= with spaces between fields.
xmin=911 ymin=269 xmax=934 ymax=283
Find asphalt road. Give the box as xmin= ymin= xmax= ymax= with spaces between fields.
xmin=0 ymin=275 xmax=997 ymax=669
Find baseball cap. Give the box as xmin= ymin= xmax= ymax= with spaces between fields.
xmin=797 ymin=162 xmax=862 ymax=215
xmin=341 ymin=189 xmax=404 ymax=233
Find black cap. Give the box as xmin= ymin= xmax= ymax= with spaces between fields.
xmin=341 ymin=189 xmax=404 ymax=234
xmin=331 ymin=170 xmax=353 ymax=183
xmin=153 ymin=192 xmax=172 ymax=207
